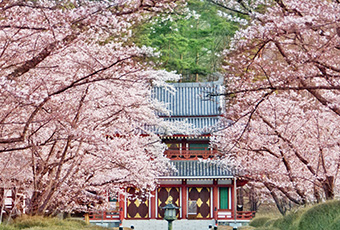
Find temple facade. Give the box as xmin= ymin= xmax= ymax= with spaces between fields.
xmin=89 ymin=81 xmax=254 ymax=229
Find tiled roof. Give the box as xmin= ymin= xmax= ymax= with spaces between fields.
xmin=153 ymin=81 xmax=224 ymax=117
xmin=160 ymin=160 xmax=234 ymax=179
xmin=163 ymin=117 xmax=221 ymax=133
xmin=152 ymin=81 xmax=225 ymax=134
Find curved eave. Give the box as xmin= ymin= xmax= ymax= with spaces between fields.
xmin=158 ymin=176 xmax=234 ymax=179
xmin=161 ymin=160 xmax=235 ymax=178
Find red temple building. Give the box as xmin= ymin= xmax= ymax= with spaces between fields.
xmin=89 ymin=81 xmax=254 ymax=229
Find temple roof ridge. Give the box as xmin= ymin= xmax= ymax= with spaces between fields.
xmin=152 ymin=80 xmax=226 ymax=135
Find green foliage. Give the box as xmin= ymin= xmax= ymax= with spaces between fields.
xmin=251 ymin=200 xmax=340 ymax=230
xmin=12 ymin=216 xmax=52 ymax=229
xmin=0 ymin=216 xmax=108 ymax=230
xmin=271 ymin=208 xmax=306 ymax=230
xmin=253 ymin=228 xmax=280 ymax=230
xmin=329 ymin=216 xmax=340 ymax=229
xmin=250 ymin=217 xmax=272 ymax=227
xmin=297 ymin=200 xmax=340 ymax=230
xmin=0 ymin=225 xmax=16 ymax=230
xmin=134 ymin=0 xmax=241 ymax=81
xmin=238 ymin=226 xmax=256 ymax=230
xmin=263 ymin=218 xmax=277 ymax=227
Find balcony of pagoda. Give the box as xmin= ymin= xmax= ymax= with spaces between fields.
xmin=164 ymin=147 xmax=218 ymax=160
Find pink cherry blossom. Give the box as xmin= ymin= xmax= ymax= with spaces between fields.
xmin=213 ymin=0 xmax=340 ymax=211
xmin=0 ymin=0 xmax=183 ymax=215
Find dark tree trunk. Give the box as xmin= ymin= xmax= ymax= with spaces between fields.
xmin=248 ymin=184 xmax=260 ymax=212
xmin=322 ymin=176 xmax=334 ymax=200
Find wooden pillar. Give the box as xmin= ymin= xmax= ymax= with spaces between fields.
xmin=233 ymin=178 xmax=237 ymax=221
xmin=213 ymin=179 xmax=218 ymax=221
xmin=150 ymin=190 xmax=156 ymax=219
xmin=84 ymin=213 xmax=90 ymax=224
xmin=181 ymin=180 xmax=187 ymax=219
xmin=119 ymin=193 xmax=125 ymax=225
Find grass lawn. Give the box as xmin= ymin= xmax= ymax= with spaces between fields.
xmin=0 ymin=216 xmax=113 ymax=230
xmin=249 ymin=200 xmax=340 ymax=230
xmin=4 ymin=201 xmax=339 ymax=230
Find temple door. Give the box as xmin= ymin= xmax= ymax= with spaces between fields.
xmin=126 ymin=188 xmax=149 ymax=219
xmin=157 ymin=187 xmax=180 ymax=218
xmin=188 ymin=187 xmax=211 ymax=218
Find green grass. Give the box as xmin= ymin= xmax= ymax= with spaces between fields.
xmin=249 ymin=200 xmax=340 ymax=230
xmin=0 ymin=216 xmax=110 ymax=230
xmin=249 ymin=217 xmax=272 ymax=228
xmin=297 ymin=200 xmax=340 ymax=230
xmin=3 ymin=201 xmax=340 ymax=230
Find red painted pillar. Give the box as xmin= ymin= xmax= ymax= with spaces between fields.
xmin=181 ymin=180 xmax=187 ymax=219
xmin=233 ymin=178 xmax=237 ymax=221
xmin=150 ymin=190 xmax=156 ymax=219
xmin=213 ymin=180 xmax=218 ymax=221
xmin=119 ymin=193 xmax=125 ymax=225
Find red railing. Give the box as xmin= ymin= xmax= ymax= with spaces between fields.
xmin=164 ymin=148 xmax=218 ymax=160
xmin=89 ymin=211 xmax=119 ymax=220
xmin=217 ymin=210 xmax=255 ymax=221
xmin=236 ymin=211 xmax=256 ymax=220
xmin=89 ymin=211 xmax=255 ymax=221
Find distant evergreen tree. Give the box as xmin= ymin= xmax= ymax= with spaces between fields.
xmin=134 ymin=0 xmax=245 ymax=82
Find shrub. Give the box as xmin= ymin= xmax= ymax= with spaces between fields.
xmin=250 ymin=217 xmax=272 ymax=227
xmin=297 ymin=200 xmax=340 ymax=230
xmin=255 ymin=227 xmax=280 ymax=230
xmin=1 ymin=216 xmax=111 ymax=230
xmin=271 ymin=207 xmax=306 ymax=230
xmin=238 ymin=226 xmax=255 ymax=230
xmin=328 ymin=215 xmax=340 ymax=229
xmin=263 ymin=218 xmax=277 ymax=227
xmin=12 ymin=216 xmax=51 ymax=229
xmin=0 ymin=225 xmax=17 ymax=230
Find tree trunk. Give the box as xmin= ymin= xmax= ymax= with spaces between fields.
xmin=27 ymin=191 xmax=42 ymax=215
xmin=322 ymin=176 xmax=334 ymax=200
xmin=264 ymin=183 xmax=288 ymax=215
xmin=248 ymin=184 xmax=259 ymax=212
xmin=313 ymin=184 xmax=322 ymax=203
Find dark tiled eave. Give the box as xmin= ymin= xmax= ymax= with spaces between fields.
xmin=160 ymin=160 xmax=234 ymax=179
xmin=153 ymin=82 xmax=224 ymax=117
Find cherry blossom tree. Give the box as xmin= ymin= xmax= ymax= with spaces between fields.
xmin=212 ymin=0 xmax=340 ymax=212
xmin=0 ymin=0 xmax=183 ymax=216
xmin=206 ymin=0 xmax=271 ymax=16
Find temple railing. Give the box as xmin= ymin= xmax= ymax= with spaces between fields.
xmin=217 ymin=210 xmax=255 ymax=221
xmin=164 ymin=148 xmax=218 ymax=160
xmin=236 ymin=211 xmax=256 ymax=220
xmin=89 ymin=211 xmax=119 ymax=220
